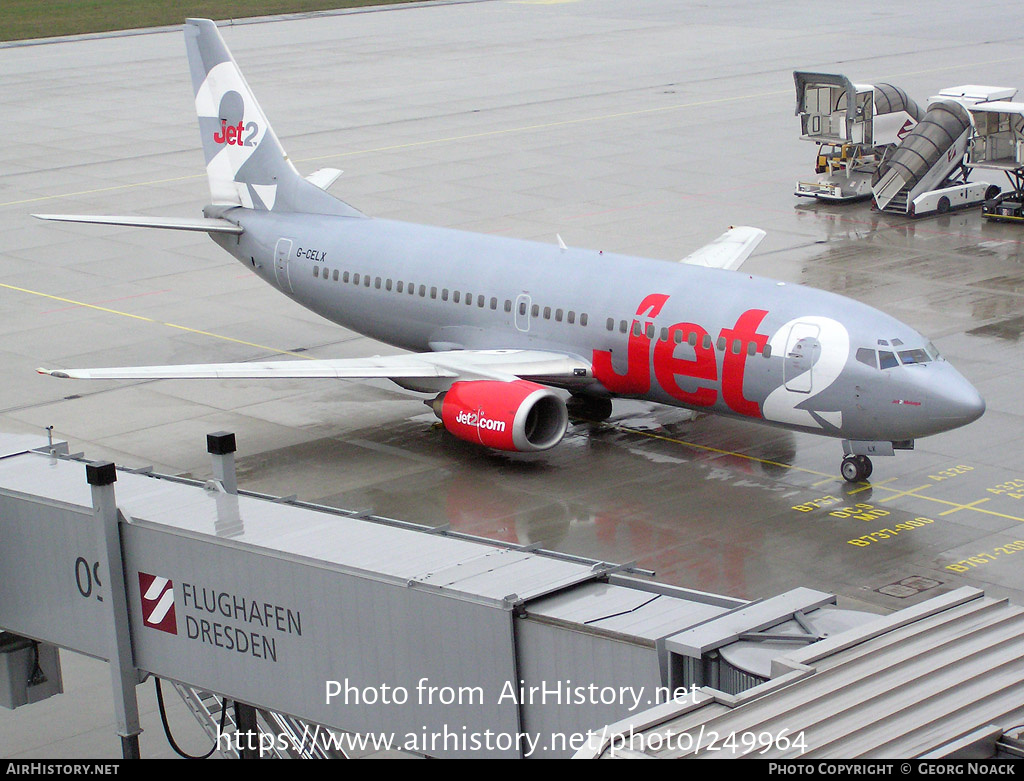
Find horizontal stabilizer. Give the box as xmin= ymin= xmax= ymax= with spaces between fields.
xmin=305 ymin=168 xmax=343 ymax=191
xmin=33 ymin=214 xmax=243 ymax=234
xmin=680 ymin=226 xmax=766 ymax=271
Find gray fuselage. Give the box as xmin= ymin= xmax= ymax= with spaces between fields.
xmin=214 ymin=208 xmax=985 ymax=444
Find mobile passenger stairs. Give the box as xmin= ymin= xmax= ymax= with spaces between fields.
xmin=795 ymin=73 xmax=1015 ymax=217
xmin=794 ymin=72 xmax=922 ymax=202
xmin=966 ymin=100 xmax=1024 ymax=222
xmin=872 ymin=86 xmax=1014 ymax=217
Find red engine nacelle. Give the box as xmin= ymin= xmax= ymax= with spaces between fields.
xmin=430 ymin=380 xmax=568 ymax=452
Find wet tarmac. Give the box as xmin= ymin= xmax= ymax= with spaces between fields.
xmin=2 ymin=0 xmax=1024 ymax=758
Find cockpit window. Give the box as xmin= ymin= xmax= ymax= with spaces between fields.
xmin=898 ymin=348 xmax=930 ymax=365
xmin=925 ymin=342 xmax=942 ymax=360
xmin=856 ymin=348 xmax=877 ymax=368
xmin=879 ymin=351 xmax=899 ymax=369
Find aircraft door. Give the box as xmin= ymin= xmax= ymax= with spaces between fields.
xmin=515 ymin=293 xmax=531 ymax=332
xmin=784 ymin=322 xmax=821 ymax=393
xmin=274 ymin=238 xmax=294 ymax=294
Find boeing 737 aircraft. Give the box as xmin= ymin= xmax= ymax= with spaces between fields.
xmin=36 ymin=19 xmax=985 ymax=482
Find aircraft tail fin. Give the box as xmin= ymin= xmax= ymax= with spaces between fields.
xmin=184 ymin=18 xmax=362 ymax=217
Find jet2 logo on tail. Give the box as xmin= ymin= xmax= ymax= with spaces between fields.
xmin=213 ymin=119 xmax=258 ymax=147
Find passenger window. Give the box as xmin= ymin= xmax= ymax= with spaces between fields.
xmin=396 ymin=281 xmax=403 ymax=293
xmin=620 ymin=320 xmax=628 ymax=334
xmin=674 ymin=330 xmax=684 ymax=344
xmin=532 ymin=304 xmax=539 ymax=317
xmin=430 ymin=287 xmax=437 ymax=299
xmin=419 ymin=285 xmax=426 ymax=297
xmin=519 ymin=302 xmax=527 ymax=316
xmin=717 ymin=336 xmax=726 ymax=351
xmin=504 ymin=300 xmax=512 ymax=312
xmin=567 ymin=311 xmax=575 ymax=324
xmin=353 ymin=273 xmax=360 ymax=285
xmin=478 ymin=295 xmax=485 ymax=307
xmin=344 ymin=272 xmax=350 ymax=283
xmin=703 ymin=334 xmax=712 ymax=350
xmin=580 ymin=313 xmax=588 ymax=327
xmin=879 ymin=351 xmax=898 ymax=369
xmin=632 ymin=321 xmax=642 ymax=337
xmin=747 ymin=342 xmax=756 ymax=356
xmin=543 ymin=306 xmax=551 ymax=319
xmin=375 ymin=277 xmax=381 ymax=289
xmin=856 ymin=348 xmax=877 ymax=368
xmin=763 ymin=344 xmax=772 ymax=359
xmin=452 ymin=291 xmax=460 ymax=303
xmin=333 ymin=269 xmax=339 ymax=282
xmin=490 ymin=297 xmax=497 ymax=310
xmin=441 ymin=288 xmax=448 ymax=301
xmin=607 ymin=318 xmax=615 ymax=331
xmin=313 ymin=266 xmax=319 ymax=278
xmin=688 ymin=332 xmax=697 ymax=347
xmin=555 ymin=308 xmax=563 ymax=322
xmin=364 ymin=276 xmax=370 ymax=287
xmin=732 ymin=339 xmax=742 ymax=355
xmin=385 ymin=278 xmax=392 ymax=291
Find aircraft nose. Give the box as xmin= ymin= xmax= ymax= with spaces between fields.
xmin=930 ymin=368 xmax=985 ymax=428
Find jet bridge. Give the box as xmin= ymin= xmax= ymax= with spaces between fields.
xmin=0 ymin=430 xmax=760 ymax=759
xmin=794 ymin=71 xmax=922 ymax=201
xmin=2 ymin=430 xmax=1022 ymax=759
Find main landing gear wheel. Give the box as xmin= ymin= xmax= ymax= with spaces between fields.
xmin=841 ymin=455 xmax=873 ymax=483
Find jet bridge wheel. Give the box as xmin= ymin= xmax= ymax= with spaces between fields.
xmin=841 ymin=455 xmax=873 ymax=483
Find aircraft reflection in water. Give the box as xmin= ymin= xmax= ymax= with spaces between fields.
xmin=36 ymin=19 xmax=985 ymax=482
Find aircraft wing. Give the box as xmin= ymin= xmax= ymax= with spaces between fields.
xmin=680 ymin=226 xmax=766 ymax=271
xmin=37 ymin=349 xmax=590 ymax=385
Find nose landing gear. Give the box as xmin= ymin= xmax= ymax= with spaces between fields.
xmin=841 ymin=454 xmax=873 ymax=483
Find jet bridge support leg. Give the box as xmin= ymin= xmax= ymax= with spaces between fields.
xmin=88 ymin=462 xmax=142 ymax=760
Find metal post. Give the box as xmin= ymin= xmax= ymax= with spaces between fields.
xmin=207 ymin=431 xmax=237 ymax=494
xmin=234 ymin=701 xmax=260 ymax=759
xmin=208 ymin=432 xmax=244 ymax=538
xmin=87 ymin=461 xmax=142 ymax=760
